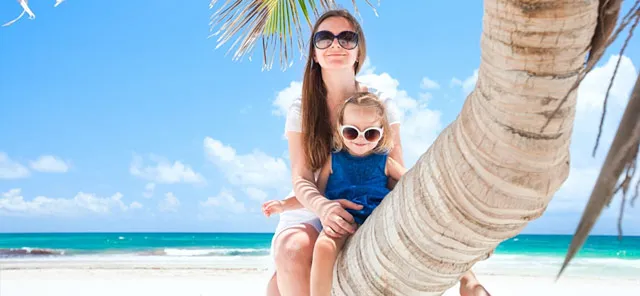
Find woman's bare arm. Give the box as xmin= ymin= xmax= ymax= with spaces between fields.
xmin=286 ymin=131 xmax=331 ymax=214
xmin=287 ymin=132 xmax=360 ymax=237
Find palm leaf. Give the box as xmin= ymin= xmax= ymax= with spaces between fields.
xmin=208 ymin=0 xmax=377 ymax=70
xmin=2 ymin=0 xmax=65 ymax=27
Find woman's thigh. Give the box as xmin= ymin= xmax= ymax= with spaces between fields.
xmin=270 ymin=211 xmax=321 ymax=258
xmin=272 ymin=222 xmax=321 ymax=265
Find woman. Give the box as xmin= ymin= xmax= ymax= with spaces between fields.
xmin=267 ymin=9 xmax=490 ymax=296
xmin=266 ymin=9 xmax=402 ymax=296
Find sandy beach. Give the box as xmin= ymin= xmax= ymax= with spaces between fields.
xmin=1 ymin=257 xmax=639 ymax=296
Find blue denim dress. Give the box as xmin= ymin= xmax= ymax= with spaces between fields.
xmin=325 ymin=150 xmax=390 ymax=225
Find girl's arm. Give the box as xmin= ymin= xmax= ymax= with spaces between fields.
xmin=280 ymin=196 xmax=304 ymax=211
xmin=385 ymin=156 xmax=407 ymax=187
xmin=388 ymin=124 xmax=405 ymax=167
xmin=386 ymin=124 xmax=404 ymax=188
xmin=261 ymin=196 xmax=303 ymax=217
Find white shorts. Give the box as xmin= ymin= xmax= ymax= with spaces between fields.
xmin=269 ymin=208 xmax=322 ymax=256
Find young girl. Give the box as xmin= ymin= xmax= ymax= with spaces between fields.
xmin=263 ymin=92 xmax=405 ymax=296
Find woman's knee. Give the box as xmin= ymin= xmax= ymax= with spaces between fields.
xmin=273 ymin=224 xmax=319 ymax=268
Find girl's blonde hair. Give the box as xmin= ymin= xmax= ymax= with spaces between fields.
xmin=333 ymin=92 xmax=394 ymax=154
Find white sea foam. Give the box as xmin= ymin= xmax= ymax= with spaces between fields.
xmin=473 ymin=254 xmax=640 ymax=279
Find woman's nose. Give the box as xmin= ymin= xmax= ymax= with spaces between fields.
xmin=330 ymin=38 xmax=340 ymax=48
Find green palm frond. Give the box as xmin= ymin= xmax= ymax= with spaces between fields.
xmin=208 ymin=0 xmax=378 ymax=71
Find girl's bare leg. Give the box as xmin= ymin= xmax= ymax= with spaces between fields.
xmin=266 ymin=272 xmax=281 ymax=296
xmin=310 ymin=231 xmax=348 ymax=296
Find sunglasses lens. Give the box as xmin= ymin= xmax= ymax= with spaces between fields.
xmin=342 ymin=127 xmax=359 ymax=140
xmin=314 ymin=31 xmax=334 ymax=49
xmin=337 ymin=31 xmax=358 ymax=49
xmin=364 ymin=129 xmax=381 ymax=142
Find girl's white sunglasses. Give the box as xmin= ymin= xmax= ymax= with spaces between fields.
xmin=340 ymin=125 xmax=383 ymax=142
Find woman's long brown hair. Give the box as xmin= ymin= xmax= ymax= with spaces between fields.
xmin=301 ymin=9 xmax=367 ymax=171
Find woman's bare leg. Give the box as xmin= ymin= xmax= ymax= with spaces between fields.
xmin=310 ymin=231 xmax=348 ymax=296
xmin=272 ymin=223 xmax=319 ymax=296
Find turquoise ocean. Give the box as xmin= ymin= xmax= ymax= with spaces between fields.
xmin=1 ymin=233 xmax=639 ymax=278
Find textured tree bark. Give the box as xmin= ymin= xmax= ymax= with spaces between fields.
xmin=332 ymin=1 xmax=600 ymax=295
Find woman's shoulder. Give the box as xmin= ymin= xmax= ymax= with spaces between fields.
xmin=284 ymin=96 xmax=303 ymax=134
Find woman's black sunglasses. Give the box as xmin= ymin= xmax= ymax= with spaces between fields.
xmin=313 ymin=30 xmax=359 ymax=50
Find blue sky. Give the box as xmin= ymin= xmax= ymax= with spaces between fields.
xmin=1 ymin=1 xmax=639 ymax=234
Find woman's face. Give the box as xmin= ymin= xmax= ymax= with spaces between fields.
xmin=313 ymin=17 xmax=359 ymax=70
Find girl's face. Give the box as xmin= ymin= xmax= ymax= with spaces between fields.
xmin=313 ymin=17 xmax=359 ymax=70
xmin=340 ymin=104 xmax=383 ymax=156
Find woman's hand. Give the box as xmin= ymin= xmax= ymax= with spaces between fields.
xmin=318 ymin=199 xmax=363 ymax=238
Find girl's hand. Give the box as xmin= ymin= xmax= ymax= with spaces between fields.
xmin=318 ymin=199 xmax=363 ymax=238
xmin=261 ymin=200 xmax=285 ymax=217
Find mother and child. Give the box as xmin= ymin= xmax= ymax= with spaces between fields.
xmin=260 ymin=9 xmax=492 ymax=296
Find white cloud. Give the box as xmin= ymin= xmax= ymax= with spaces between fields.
xmin=129 ymin=201 xmax=144 ymax=210
xmin=158 ymin=192 xmax=180 ymax=212
xmin=203 ymin=137 xmax=290 ymax=191
xmin=576 ymin=55 xmax=637 ymax=113
xmin=0 ymin=188 xmax=133 ymax=217
xmin=29 ymin=155 xmax=70 ymax=173
xmin=548 ymin=167 xmax=600 ymax=211
xmin=420 ymin=77 xmax=440 ymax=90
xmin=244 ymin=187 xmax=268 ymax=202
xmin=0 ymin=153 xmax=30 ymax=179
xmin=130 ymin=154 xmax=205 ymax=184
xmin=450 ymin=69 xmax=478 ymax=95
xmin=200 ymin=190 xmax=247 ymax=214
xmin=143 ymin=183 xmax=155 ymax=198
xmin=450 ymin=78 xmax=462 ymax=87
xmin=358 ymin=72 xmax=403 ymax=100
xmin=272 ymin=81 xmax=302 ymax=117
xmin=359 ymin=56 xmax=376 ymax=75
xmin=419 ymin=92 xmax=433 ymax=103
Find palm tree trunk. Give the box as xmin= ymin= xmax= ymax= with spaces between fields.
xmin=332 ymin=1 xmax=599 ymax=295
